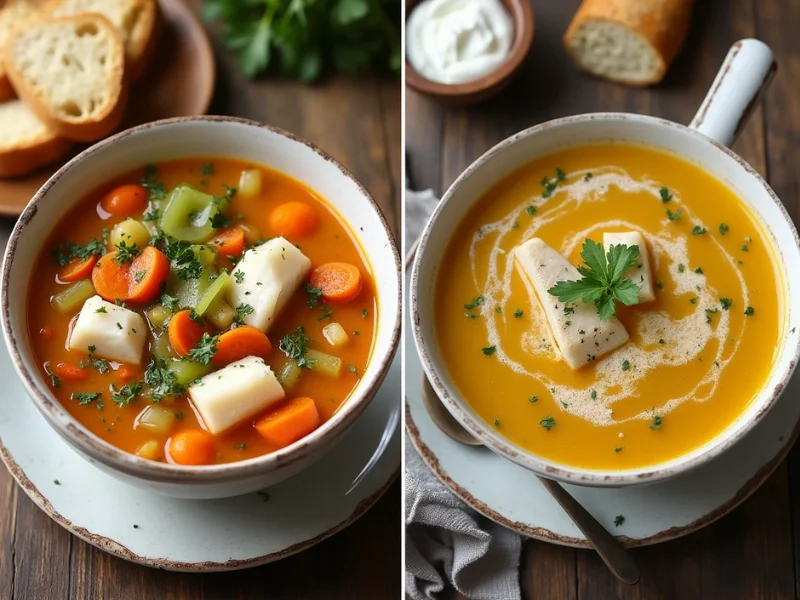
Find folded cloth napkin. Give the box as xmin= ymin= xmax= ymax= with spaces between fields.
xmin=405 ymin=184 xmax=522 ymax=600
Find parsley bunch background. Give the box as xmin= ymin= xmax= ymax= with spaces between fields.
xmin=548 ymin=239 xmax=641 ymax=321
xmin=203 ymin=0 xmax=401 ymax=83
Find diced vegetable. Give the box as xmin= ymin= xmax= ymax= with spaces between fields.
xmin=212 ymin=326 xmax=272 ymax=366
xmin=51 ymin=279 xmax=96 ymax=314
xmin=270 ymin=202 xmax=319 ymax=238
xmin=310 ymin=262 xmax=363 ymax=303
xmin=159 ymin=185 xmax=222 ymax=243
xmin=68 ymin=296 xmax=148 ymax=364
xmin=92 ymin=247 xmax=170 ymax=305
xmin=194 ymin=244 xmax=217 ymax=267
xmin=322 ymin=322 xmax=349 ymax=347
xmin=151 ymin=333 xmax=175 ymax=361
xmin=239 ymin=223 xmax=261 ymax=245
xmin=238 ymin=168 xmax=262 ymax=198
xmin=59 ymin=255 xmax=98 ymax=283
xmin=135 ymin=405 xmax=175 ymax=435
xmin=307 ymin=349 xmax=342 ymax=378
xmin=168 ymin=430 xmax=215 ymax=465
xmin=135 ymin=440 xmax=161 ymax=460
xmin=101 ymin=184 xmax=148 ymax=217
xmin=195 ymin=272 xmax=231 ymax=316
xmin=255 ymin=397 xmax=321 ymax=449
xmin=168 ymin=310 xmax=211 ymax=357
xmin=206 ymin=299 xmax=235 ymax=330
xmin=109 ymin=219 xmax=150 ymax=250
xmin=277 ymin=360 xmax=302 ymax=390
xmin=167 ymin=359 xmax=211 ymax=386
xmin=146 ymin=304 xmax=172 ymax=328
xmin=50 ymin=361 xmax=89 ymax=382
xmin=210 ymin=227 xmax=245 ymax=257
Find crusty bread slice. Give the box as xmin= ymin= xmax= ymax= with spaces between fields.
xmin=3 ymin=14 xmax=128 ymax=142
xmin=0 ymin=0 xmax=42 ymax=100
xmin=39 ymin=0 xmax=160 ymax=80
xmin=0 ymin=99 xmax=72 ymax=177
xmin=564 ymin=0 xmax=694 ymax=86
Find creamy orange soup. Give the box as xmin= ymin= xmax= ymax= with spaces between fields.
xmin=436 ymin=144 xmax=783 ymax=470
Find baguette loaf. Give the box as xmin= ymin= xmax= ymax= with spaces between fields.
xmin=3 ymin=14 xmax=127 ymax=142
xmin=0 ymin=99 xmax=72 ymax=177
xmin=564 ymin=0 xmax=694 ymax=86
xmin=39 ymin=0 xmax=159 ymax=80
xmin=0 ymin=0 xmax=41 ymax=100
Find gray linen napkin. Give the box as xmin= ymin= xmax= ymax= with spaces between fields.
xmin=405 ymin=186 xmax=522 ymax=600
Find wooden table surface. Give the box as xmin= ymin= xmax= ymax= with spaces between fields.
xmin=407 ymin=0 xmax=800 ymax=598
xmin=0 ymin=3 xmax=402 ymax=599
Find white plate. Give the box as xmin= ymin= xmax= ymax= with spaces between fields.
xmin=404 ymin=268 xmax=800 ymax=547
xmin=0 ymin=345 xmax=400 ymax=571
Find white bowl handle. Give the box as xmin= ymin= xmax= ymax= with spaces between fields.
xmin=689 ymin=39 xmax=776 ymax=148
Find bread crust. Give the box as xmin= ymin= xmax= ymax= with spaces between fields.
xmin=564 ymin=0 xmax=694 ymax=85
xmin=128 ymin=0 xmax=161 ymax=81
xmin=2 ymin=13 xmax=129 ymax=142
xmin=0 ymin=103 xmax=72 ymax=177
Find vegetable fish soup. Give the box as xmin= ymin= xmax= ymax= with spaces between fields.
xmin=29 ymin=158 xmax=376 ymax=465
xmin=435 ymin=145 xmax=782 ymax=470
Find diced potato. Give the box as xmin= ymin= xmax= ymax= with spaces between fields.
xmin=68 ymin=296 xmax=147 ymax=364
xmin=167 ymin=359 xmax=211 ymax=386
xmin=147 ymin=304 xmax=172 ymax=328
xmin=277 ymin=360 xmax=302 ymax=390
xmin=136 ymin=440 xmax=161 ymax=460
xmin=206 ymin=299 xmax=235 ymax=330
xmin=238 ymin=168 xmax=262 ymax=198
xmin=151 ymin=333 xmax=175 ymax=361
xmin=307 ymin=349 xmax=342 ymax=378
xmin=136 ymin=405 xmax=175 ymax=434
xmin=110 ymin=219 xmax=150 ymax=250
xmin=322 ymin=322 xmax=350 ymax=347
xmin=51 ymin=279 xmax=95 ymax=314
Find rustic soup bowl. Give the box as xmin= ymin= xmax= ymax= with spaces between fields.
xmin=1 ymin=116 xmax=401 ymax=499
xmin=412 ymin=39 xmax=800 ymax=487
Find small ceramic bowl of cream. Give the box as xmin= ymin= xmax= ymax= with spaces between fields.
xmin=405 ymin=0 xmax=534 ymax=104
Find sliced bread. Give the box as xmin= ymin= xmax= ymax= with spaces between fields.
xmin=564 ymin=0 xmax=694 ymax=86
xmin=0 ymin=0 xmax=42 ymax=100
xmin=3 ymin=13 xmax=128 ymax=142
xmin=0 ymin=99 xmax=72 ymax=177
xmin=39 ymin=0 xmax=160 ymax=80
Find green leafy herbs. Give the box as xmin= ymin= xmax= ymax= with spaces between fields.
xmin=745 ymin=306 xmax=755 ymax=317
xmin=678 ymin=264 xmax=685 ymax=273
xmin=464 ymin=296 xmax=484 ymax=310
xmin=317 ymin=307 xmax=334 ymax=321
xmin=210 ymin=212 xmax=232 ymax=229
xmin=528 ymin=395 xmax=538 ymax=403
xmin=52 ymin=234 xmax=107 ymax=267
xmin=513 ymin=309 xmax=523 ymax=319
xmin=111 ymin=382 xmax=143 ymax=406
xmin=660 ymin=187 xmax=673 ymax=203
xmin=719 ymin=223 xmax=730 ymax=236
xmin=705 ymin=307 xmax=719 ymax=324
xmin=695 ymin=267 xmax=704 ymax=274
xmin=202 ymin=0 xmax=400 ymax=83
xmin=482 ymin=346 xmax=496 ymax=357
xmin=234 ymin=270 xmax=245 ymax=284
xmin=666 ymin=208 xmax=682 ymax=221
xmin=541 ymin=168 xmax=566 ymax=198
xmin=233 ymin=303 xmax=255 ymax=326
xmin=650 ymin=415 xmax=663 ymax=430
xmin=200 ymin=162 xmax=215 ymax=176
xmin=306 ymin=283 xmax=323 ymax=308
xmin=614 ymin=515 xmax=625 ymax=527
xmin=548 ymin=239 xmax=640 ymax=321
xmin=691 ymin=226 xmax=707 ymax=236
xmin=348 ymin=365 xmax=359 ymax=375
xmin=161 ymin=294 xmax=179 ymax=311
xmin=539 ymin=416 xmax=556 ymax=430
xmin=188 ymin=333 xmax=220 ymax=365
xmin=621 ymin=360 xmax=631 ymax=371
xmin=162 ymin=238 xmax=204 ymax=281
xmin=141 ymin=165 xmax=167 ymax=202
xmin=95 ymin=306 xmax=108 ymax=314
xmin=71 ymin=392 xmax=102 ymax=405
xmin=361 ymin=309 xmax=369 ymax=318
xmin=144 ymin=359 xmax=185 ymax=401
xmin=720 ymin=297 xmax=733 ymax=310
xmin=526 ymin=206 xmax=537 ymax=216
xmin=279 ymin=325 xmax=315 ymax=369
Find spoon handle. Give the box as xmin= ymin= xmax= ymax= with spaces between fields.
xmin=537 ymin=477 xmax=640 ymax=585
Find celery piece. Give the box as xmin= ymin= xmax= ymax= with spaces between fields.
xmin=206 ymin=299 xmax=235 ymax=330
xmin=307 ymin=349 xmax=343 ymax=378
xmin=277 ymin=360 xmax=302 ymax=390
xmin=167 ymin=359 xmax=211 ymax=386
xmin=195 ymin=271 xmax=230 ymax=316
xmin=159 ymin=185 xmax=221 ymax=243
xmin=147 ymin=304 xmax=172 ymax=328
xmin=238 ymin=169 xmax=262 ymax=198
xmin=51 ymin=280 xmax=95 ymax=314
xmin=151 ymin=333 xmax=175 ymax=361
xmin=136 ymin=405 xmax=175 ymax=435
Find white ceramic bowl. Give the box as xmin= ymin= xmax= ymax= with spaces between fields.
xmin=412 ymin=39 xmax=800 ymax=487
xmin=1 ymin=116 xmax=401 ymax=499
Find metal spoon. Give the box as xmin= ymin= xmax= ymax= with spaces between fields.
xmin=420 ymin=375 xmax=641 ymax=586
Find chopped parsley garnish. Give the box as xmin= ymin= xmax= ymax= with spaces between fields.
xmin=741 ymin=244 xmax=749 ymax=252
xmin=141 ymin=165 xmax=167 ymax=202
xmin=690 ymin=297 xmax=698 ymax=304
xmin=539 ymin=416 xmax=556 ymax=430
xmin=584 ymin=172 xmax=593 ymax=182
xmin=495 ymin=306 xmax=502 ymax=314
xmin=482 ymin=346 xmax=496 ymax=356
xmin=143 ymin=207 xmax=160 ymax=222
xmin=666 ymin=208 xmax=682 ymax=221
xmin=52 ymin=234 xmax=107 ymax=267
xmin=465 ymin=313 xmax=478 ymax=319
xmin=71 ymin=392 xmax=101 ymax=405
xmin=317 ymin=307 xmax=334 ymax=321
xmin=656 ymin=281 xmax=664 ymax=290
xmin=614 ymin=515 xmax=625 ymax=527
xmin=514 ymin=309 xmax=523 ymax=318
xmin=361 ymin=309 xmax=369 ymax=318
xmin=210 ymin=212 xmax=232 ymax=229
xmin=95 ymin=307 xmax=107 ymax=314
xmin=695 ymin=267 xmax=703 ymax=274
xmin=526 ymin=206 xmax=537 ymax=216
xmin=348 ymin=365 xmax=359 ymax=375
xmin=622 ymin=360 xmax=630 ymax=371
xmin=659 ymin=187 xmax=673 ymax=203
xmin=548 ymin=239 xmax=640 ymax=320
xmin=511 ymin=221 xmax=520 ymax=229
xmin=464 ymin=296 xmax=484 ymax=310
xmin=720 ymin=297 xmax=733 ymax=310
xmin=234 ymin=271 xmax=245 ymax=284
xmin=563 ymin=304 xmax=575 ymax=315
xmin=111 ymin=382 xmax=142 ymax=406
xmin=615 ymin=447 xmax=622 ymax=453
xmin=745 ymin=306 xmax=755 ymax=317
xmin=691 ymin=226 xmax=707 ymax=236
xmin=144 ymin=359 xmax=185 ymax=401
xmin=162 ymin=238 xmax=204 ymax=281
xmin=591 ymin=390 xmax=597 ymax=400
xmin=134 ymin=270 xmax=146 ymax=283
xmin=719 ymin=223 xmax=730 ymax=236
xmin=650 ymin=415 xmax=663 ymax=430
xmin=705 ymin=308 xmax=719 ymax=323
xmin=112 ymin=241 xmax=140 ymax=265
xmin=161 ymin=294 xmax=179 ymax=311
xmin=188 ymin=333 xmax=220 ymax=365
xmin=678 ymin=264 xmax=685 ymax=273
xmin=541 ymin=168 xmax=566 ymax=198
xmin=305 ymin=284 xmax=323 ymax=308
xmin=235 ymin=443 xmax=247 ymax=451
xmin=233 ymin=303 xmax=255 ymax=326
xmin=200 ymin=162 xmax=215 ymax=175
xmin=280 ymin=325 xmax=315 ymax=369
xmin=528 ymin=396 xmax=538 ymax=403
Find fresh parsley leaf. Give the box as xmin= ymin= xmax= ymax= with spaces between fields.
xmin=233 ymin=303 xmax=255 ymax=326
xmin=614 ymin=515 xmax=625 ymax=527
xmin=720 ymin=297 xmax=733 ymax=310
xmin=666 ymin=208 xmax=682 ymax=221
xmin=622 ymin=360 xmax=630 ymax=371
xmin=141 ymin=165 xmax=167 ymax=202
xmin=464 ymin=296 xmax=484 ymax=310
xmin=161 ymin=294 xmax=179 ymax=311
xmin=234 ymin=271 xmax=245 ymax=284
xmin=528 ymin=396 xmax=538 ymax=403
xmin=541 ymin=168 xmax=567 ymax=198
xmin=210 ymin=212 xmax=232 ymax=229
xmin=317 ymin=307 xmax=333 ymax=321
xmin=112 ymin=240 xmax=140 ymax=265
xmin=71 ymin=392 xmax=101 ymax=405
xmin=650 ymin=415 xmax=663 ymax=430
xmin=659 ymin=187 xmax=672 ymax=203
xmin=162 ymin=238 xmax=204 ymax=281
xmin=719 ymin=223 xmax=730 ymax=236
xmin=526 ymin=206 xmax=537 ymax=216
xmin=95 ymin=307 xmax=107 ymax=314
xmin=188 ymin=333 xmax=220 ymax=365
xmin=143 ymin=207 xmax=160 ymax=222
xmin=548 ymin=239 xmax=641 ymax=320
xmin=52 ymin=235 xmax=106 ymax=267
xmin=200 ymin=162 xmax=215 ymax=175
xmin=540 ymin=416 xmax=556 ymax=430
xmin=144 ymin=359 xmax=185 ymax=401
xmin=482 ymin=346 xmax=496 ymax=356
xmin=513 ymin=309 xmax=523 ymax=319
xmin=691 ymin=226 xmax=707 ymax=236
xmin=744 ymin=306 xmax=755 ymax=317
xmin=305 ymin=284 xmax=323 ymax=308
xmin=348 ymin=365 xmax=359 ymax=375
xmin=111 ymin=382 xmax=142 ymax=406
xmin=280 ymin=326 xmax=315 ymax=369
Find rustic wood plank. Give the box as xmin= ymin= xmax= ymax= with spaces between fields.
xmin=0 ymin=460 xmax=17 ymax=598
xmin=406 ymin=90 xmax=444 ymax=194
xmin=521 ymin=540 xmax=577 ymax=600
xmin=380 ymin=80 xmax=403 ymax=233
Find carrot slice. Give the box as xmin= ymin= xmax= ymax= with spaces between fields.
xmin=59 ymin=255 xmax=99 ymax=283
xmin=309 ymin=262 xmax=362 ymax=303
xmin=117 ymin=364 xmax=136 ymax=382
xmin=210 ymin=227 xmax=246 ymax=257
xmin=39 ymin=327 xmax=54 ymax=340
xmin=101 ymin=184 xmax=148 ymax=217
xmin=168 ymin=310 xmax=212 ymax=357
xmin=51 ymin=361 xmax=89 ymax=382
xmin=255 ymin=397 xmax=321 ymax=449
xmin=91 ymin=252 xmax=130 ymax=302
xmin=127 ymin=246 xmax=169 ymax=304
xmin=269 ymin=202 xmax=319 ymax=238
xmin=168 ymin=430 xmax=216 ymax=466
xmin=212 ymin=326 xmax=272 ymax=366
